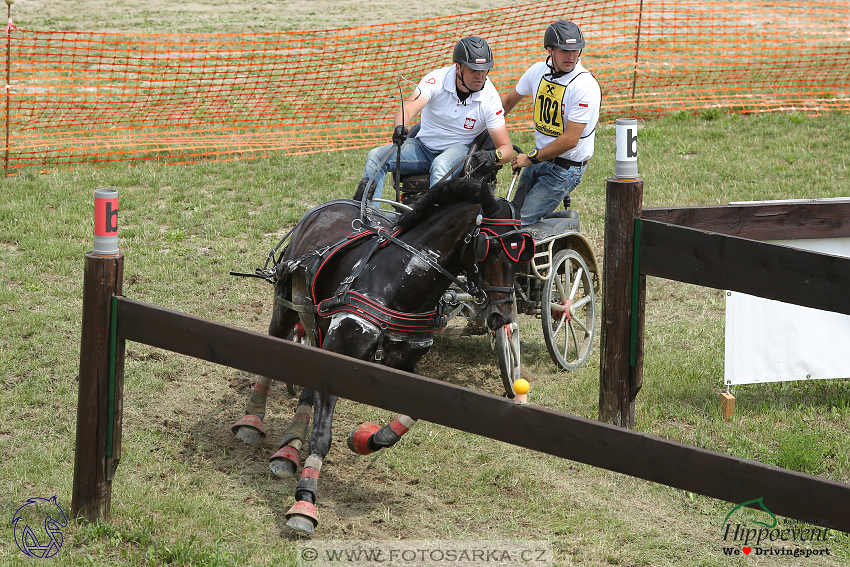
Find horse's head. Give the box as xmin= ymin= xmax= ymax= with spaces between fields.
xmin=394 ymin=178 xmax=532 ymax=331
xmin=470 ymin=178 xmax=534 ymax=331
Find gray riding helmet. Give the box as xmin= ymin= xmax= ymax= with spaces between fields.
xmin=452 ymin=36 xmax=494 ymax=71
xmin=544 ymin=20 xmax=585 ymax=51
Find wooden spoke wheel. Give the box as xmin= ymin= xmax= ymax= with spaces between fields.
xmin=541 ymin=249 xmax=596 ymax=371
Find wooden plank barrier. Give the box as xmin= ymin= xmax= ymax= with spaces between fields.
xmin=642 ymin=200 xmax=850 ymax=242
xmin=108 ymin=296 xmax=850 ymax=532
xmin=638 ymin=219 xmax=850 ymax=317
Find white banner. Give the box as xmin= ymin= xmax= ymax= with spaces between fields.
xmin=724 ymin=236 xmax=850 ymax=385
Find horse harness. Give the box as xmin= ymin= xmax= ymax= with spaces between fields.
xmin=236 ymin=201 xmax=533 ymax=361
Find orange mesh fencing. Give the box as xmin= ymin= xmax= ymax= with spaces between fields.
xmin=2 ymin=0 xmax=849 ymax=172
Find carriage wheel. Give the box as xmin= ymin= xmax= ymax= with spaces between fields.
xmin=541 ymin=249 xmax=596 ymax=371
xmin=284 ymin=325 xmax=310 ymax=397
xmin=494 ymin=300 xmax=521 ymax=398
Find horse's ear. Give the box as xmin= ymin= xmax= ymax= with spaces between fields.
xmin=511 ymin=174 xmax=528 ymax=211
xmin=480 ymin=179 xmax=499 ymax=216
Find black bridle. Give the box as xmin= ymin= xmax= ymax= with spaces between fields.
xmin=459 ymin=201 xmax=532 ymax=309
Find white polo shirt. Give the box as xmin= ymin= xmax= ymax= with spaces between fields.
xmin=414 ymin=65 xmax=506 ymax=152
xmin=514 ymin=60 xmax=600 ymax=163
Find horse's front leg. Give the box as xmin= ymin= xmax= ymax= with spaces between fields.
xmin=285 ymin=389 xmax=337 ymax=536
xmin=269 ymin=388 xmax=314 ymax=478
xmin=347 ymin=335 xmax=428 ymax=455
xmin=348 ymin=414 xmax=418 ymax=454
xmin=231 ymin=374 xmax=273 ymax=444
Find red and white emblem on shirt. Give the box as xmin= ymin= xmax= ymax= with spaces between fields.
xmin=464 ymin=117 xmax=476 ymax=129
xmin=425 ymin=78 xmax=436 ymax=84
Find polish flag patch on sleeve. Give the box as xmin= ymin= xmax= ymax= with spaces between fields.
xmin=578 ymin=102 xmax=589 ymax=108
xmin=496 ymin=109 xmax=503 ymax=115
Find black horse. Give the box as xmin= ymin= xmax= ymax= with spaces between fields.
xmin=232 ymin=177 xmax=530 ymax=535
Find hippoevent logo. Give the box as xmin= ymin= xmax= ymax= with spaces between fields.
xmin=12 ymin=496 xmax=67 ymax=558
xmin=719 ymin=498 xmax=832 ymax=558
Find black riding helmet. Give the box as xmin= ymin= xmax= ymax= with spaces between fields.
xmin=452 ymin=36 xmax=494 ymax=71
xmin=544 ymin=21 xmax=584 ymax=79
xmin=544 ymin=20 xmax=585 ymax=51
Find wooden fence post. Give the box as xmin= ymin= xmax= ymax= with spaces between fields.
xmin=72 ymin=189 xmax=125 ymax=522
xmin=599 ymin=119 xmax=645 ymax=428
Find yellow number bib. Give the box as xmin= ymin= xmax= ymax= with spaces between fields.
xmin=533 ymin=78 xmax=565 ymax=137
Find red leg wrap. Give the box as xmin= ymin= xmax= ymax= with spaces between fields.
xmin=389 ymin=418 xmax=410 ymax=437
xmin=285 ymin=500 xmax=318 ymax=524
xmin=230 ymin=414 xmax=267 ymax=437
xmin=347 ymin=421 xmax=380 ymax=455
xmin=300 ymin=466 xmax=320 ymax=479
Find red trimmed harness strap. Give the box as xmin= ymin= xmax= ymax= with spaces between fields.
xmin=318 ymin=291 xmax=446 ymax=332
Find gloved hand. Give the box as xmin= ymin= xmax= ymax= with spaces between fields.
xmin=470 ymin=149 xmax=498 ymax=177
xmin=392 ymin=125 xmax=408 ymax=146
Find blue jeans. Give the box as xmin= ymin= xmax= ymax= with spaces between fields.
xmin=362 ymin=138 xmax=471 ymax=201
xmin=518 ymin=161 xmax=587 ymax=226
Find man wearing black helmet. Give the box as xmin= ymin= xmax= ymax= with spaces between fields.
xmin=501 ymin=20 xmax=601 ymax=225
xmin=355 ymin=36 xmax=514 ymax=202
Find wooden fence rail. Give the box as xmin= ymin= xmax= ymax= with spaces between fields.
xmin=110 ymin=296 xmax=850 ymax=533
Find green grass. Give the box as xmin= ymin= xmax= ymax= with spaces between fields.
xmin=1 ymin=109 xmax=849 ymax=566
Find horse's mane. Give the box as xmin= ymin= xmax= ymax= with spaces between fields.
xmin=395 ymin=178 xmax=484 ymax=230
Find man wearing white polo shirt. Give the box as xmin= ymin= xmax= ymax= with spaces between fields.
xmin=355 ymin=36 xmax=514 ymax=202
xmin=501 ymin=20 xmax=601 ymax=226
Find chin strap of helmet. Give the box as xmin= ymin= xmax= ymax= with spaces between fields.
xmin=544 ymin=55 xmax=567 ymax=80
xmin=544 ymin=50 xmax=582 ymax=80
xmin=456 ymin=68 xmax=488 ymax=104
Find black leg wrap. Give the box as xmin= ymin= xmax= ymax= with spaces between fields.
xmin=295 ymin=477 xmax=318 ymax=502
xmin=367 ymin=423 xmax=402 ymax=452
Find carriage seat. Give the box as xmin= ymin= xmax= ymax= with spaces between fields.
xmin=523 ymin=209 xmax=580 ymax=241
xmin=399 ymin=124 xmax=494 ymax=194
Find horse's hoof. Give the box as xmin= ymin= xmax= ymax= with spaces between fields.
xmin=231 ymin=414 xmax=266 ymax=444
xmin=269 ymin=445 xmax=300 ymax=478
xmin=285 ymin=501 xmax=318 ymax=536
xmin=269 ymin=458 xmax=297 ymax=478
xmin=347 ymin=422 xmax=380 ymax=455
xmin=236 ymin=426 xmax=262 ymax=445
xmin=286 ymin=514 xmax=316 ymax=536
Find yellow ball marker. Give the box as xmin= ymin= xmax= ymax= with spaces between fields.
xmin=513 ymin=378 xmax=530 ymax=404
